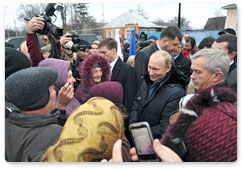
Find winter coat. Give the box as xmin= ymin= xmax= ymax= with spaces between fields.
xmin=5 ymin=109 xmax=63 ymax=162
xmin=161 ymin=87 xmax=237 ymax=162
xmin=111 ymin=57 xmax=137 ymax=114
xmin=225 ymin=61 xmax=237 ymax=93
xmin=174 ymin=53 xmax=192 ymax=81
xmin=129 ymin=64 xmax=189 ymax=139
xmin=74 ymin=54 xmax=111 ymax=104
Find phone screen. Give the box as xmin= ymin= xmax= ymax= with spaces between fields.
xmin=130 ymin=125 xmax=157 ymax=160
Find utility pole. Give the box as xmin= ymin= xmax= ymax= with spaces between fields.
xmin=102 ymin=3 xmax=104 ymax=24
xmin=178 ymin=3 xmax=181 ymax=29
xmin=6 ymin=25 xmax=10 ymax=39
xmin=14 ymin=19 xmax=18 ymax=37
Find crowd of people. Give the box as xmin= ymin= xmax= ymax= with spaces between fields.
xmin=5 ymin=15 xmax=237 ymax=162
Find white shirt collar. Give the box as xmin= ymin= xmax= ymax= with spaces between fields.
xmin=156 ymin=40 xmax=161 ymax=50
xmin=230 ymin=59 xmax=234 ymax=65
xmin=110 ymin=57 xmax=118 ymax=72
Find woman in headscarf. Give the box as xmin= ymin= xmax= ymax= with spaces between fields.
xmin=40 ymin=81 xmax=130 ymax=162
xmin=38 ymin=58 xmax=80 ymax=117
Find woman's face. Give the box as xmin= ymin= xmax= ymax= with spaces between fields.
xmin=67 ymin=70 xmax=76 ymax=87
xmin=92 ymin=67 xmax=103 ymax=84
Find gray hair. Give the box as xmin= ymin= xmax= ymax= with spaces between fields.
xmin=191 ymin=48 xmax=230 ymax=79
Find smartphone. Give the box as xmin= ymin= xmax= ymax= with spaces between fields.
xmin=129 ymin=122 xmax=159 ymax=161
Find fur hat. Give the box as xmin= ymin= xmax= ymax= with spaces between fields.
xmin=5 ymin=67 xmax=58 ymax=111
xmin=5 ymin=47 xmax=31 ymax=79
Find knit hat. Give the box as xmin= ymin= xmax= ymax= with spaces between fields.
xmin=218 ymin=28 xmax=236 ymax=36
xmin=5 ymin=67 xmax=58 ymax=111
xmin=90 ymin=81 xmax=123 ymax=107
xmin=5 ymin=47 xmax=31 ymax=79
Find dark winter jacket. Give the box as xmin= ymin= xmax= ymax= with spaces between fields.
xmin=5 ymin=109 xmax=64 ymax=162
xmin=160 ymin=87 xmax=237 ymax=162
xmin=225 ymin=61 xmax=237 ymax=93
xmin=129 ymin=64 xmax=189 ymax=139
xmin=174 ymin=53 xmax=192 ymax=81
xmin=111 ymin=57 xmax=137 ymax=114
xmin=74 ymin=54 xmax=111 ymax=104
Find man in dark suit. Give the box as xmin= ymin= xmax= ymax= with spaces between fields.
xmin=171 ymin=42 xmax=192 ymax=91
xmin=211 ymin=34 xmax=237 ymax=93
xmin=134 ymin=26 xmax=182 ymax=88
xmin=98 ymin=38 xmax=137 ymax=121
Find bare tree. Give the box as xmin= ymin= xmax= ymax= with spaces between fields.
xmin=129 ymin=4 xmax=148 ymax=20
xmin=169 ymin=16 xmax=191 ymax=29
xmin=214 ymin=9 xmax=223 ymax=17
xmin=71 ymin=3 xmax=89 ymax=31
xmin=152 ymin=18 xmax=165 ymax=25
xmin=61 ymin=3 xmax=71 ymax=31
xmin=17 ymin=4 xmax=46 ymax=30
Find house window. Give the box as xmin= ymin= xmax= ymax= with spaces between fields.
xmin=149 ymin=29 xmax=155 ymax=33
xmin=140 ymin=29 xmax=147 ymax=33
xmin=125 ymin=28 xmax=135 ymax=39
xmin=110 ymin=29 xmax=115 ymax=38
xmin=106 ymin=30 xmax=110 ymax=38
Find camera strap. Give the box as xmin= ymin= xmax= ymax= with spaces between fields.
xmin=47 ymin=33 xmax=60 ymax=58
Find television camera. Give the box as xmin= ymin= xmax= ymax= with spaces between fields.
xmin=138 ymin=32 xmax=150 ymax=49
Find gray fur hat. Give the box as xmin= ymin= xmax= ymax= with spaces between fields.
xmin=5 ymin=67 xmax=58 ymax=111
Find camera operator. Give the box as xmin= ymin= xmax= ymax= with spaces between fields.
xmin=61 ymin=40 xmax=80 ymax=89
xmin=25 ymin=3 xmax=65 ymax=66
xmin=76 ymin=40 xmax=91 ymax=62
xmin=26 ymin=16 xmax=72 ymax=66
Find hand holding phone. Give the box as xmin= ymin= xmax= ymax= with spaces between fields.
xmin=129 ymin=122 xmax=159 ymax=161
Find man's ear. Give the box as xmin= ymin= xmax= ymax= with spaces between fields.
xmin=213 ymin=71 xmax=224 ymax=82
xmin=229 ymin=51 xmax=237 ymax=60
xmin=166 ymin=64 xmax=172 ymax=73
xmin=111 ymin=48 xmax=117 ymax=53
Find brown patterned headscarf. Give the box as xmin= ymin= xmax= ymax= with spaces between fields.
xmin=40 ymin=97 xmax=124 ymax=162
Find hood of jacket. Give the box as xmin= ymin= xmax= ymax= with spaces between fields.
xmin=38 ymin=58 xmax=71 ymax=92
xmin=79 ymin=54 xmax=111 ymax=90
